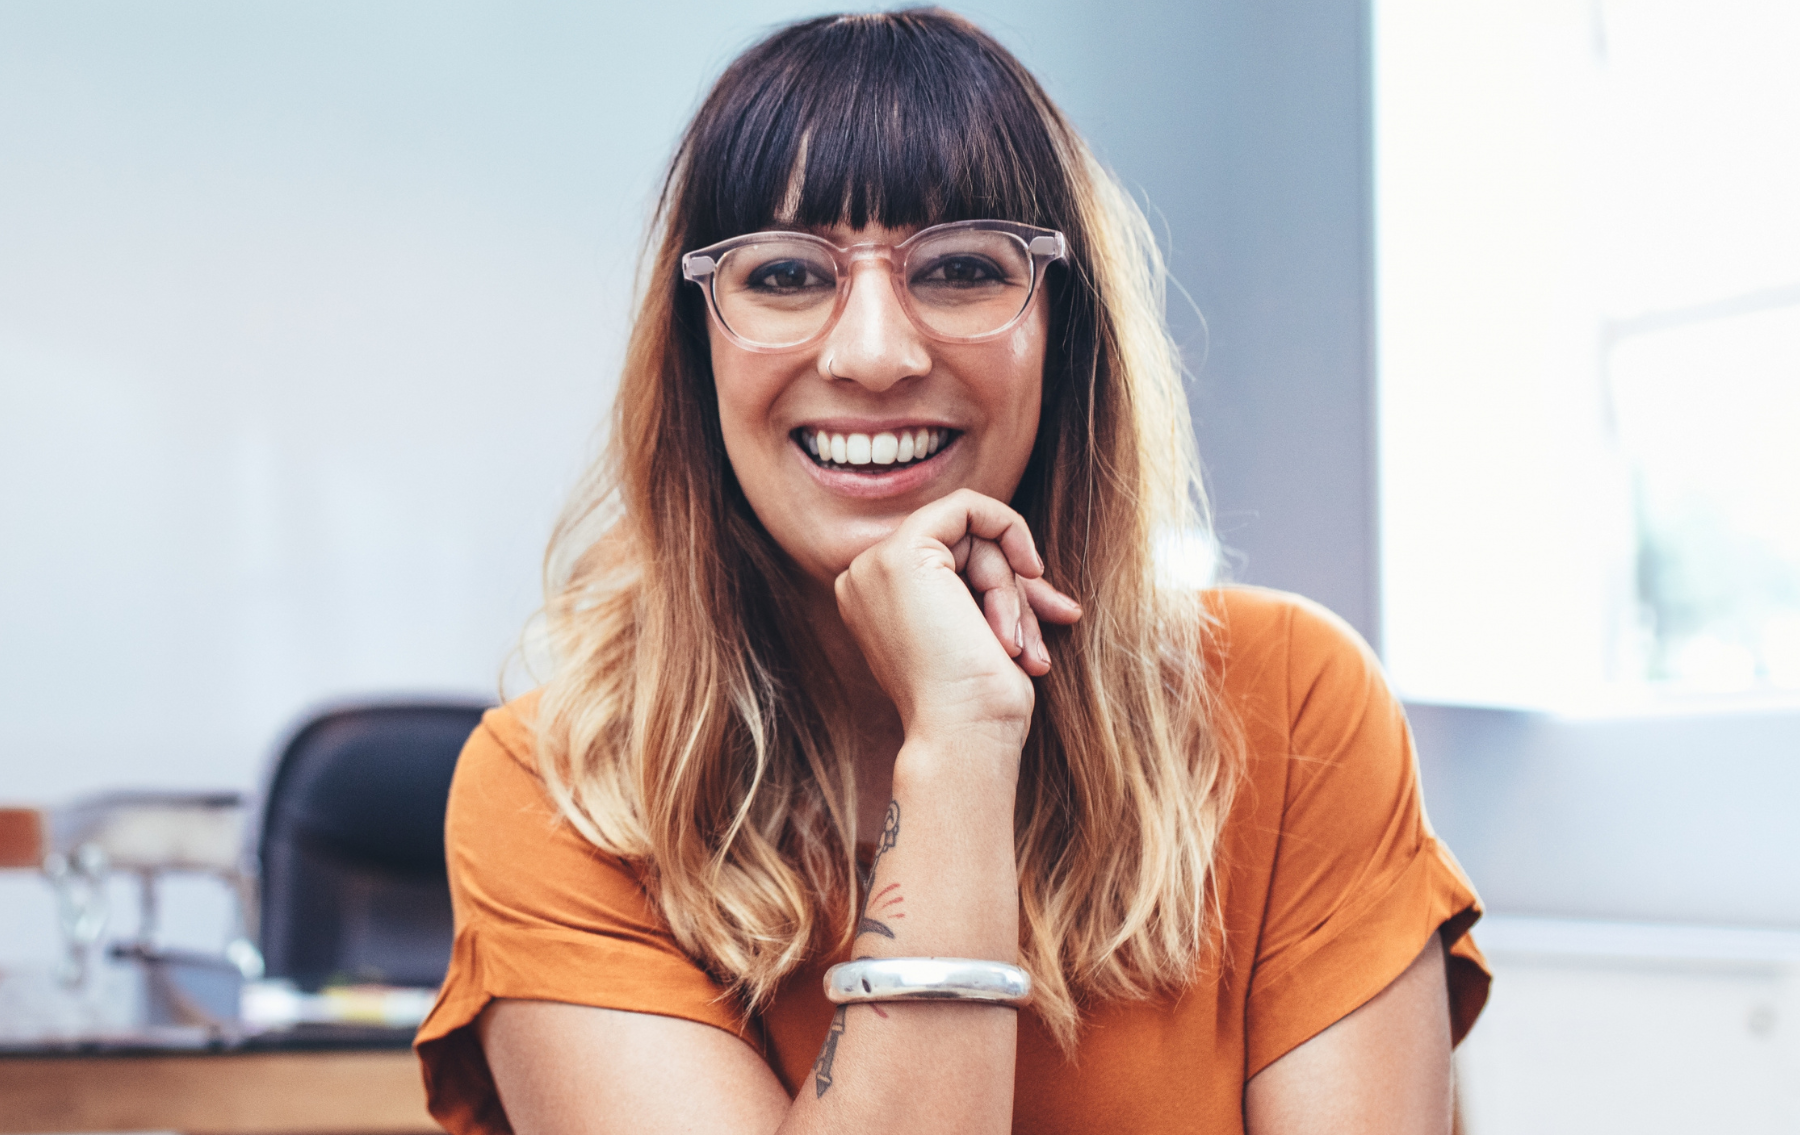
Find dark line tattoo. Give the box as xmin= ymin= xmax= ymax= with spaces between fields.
xmin=856 ymin=915 xmax=897 ymax=939
xmin=813 ymin=1005 xmax=847 ymax=1097
xmin=854 ymin=800 xmax=902 ymax=940
xmin=811 ymin=800 xmax=904 ymax=1099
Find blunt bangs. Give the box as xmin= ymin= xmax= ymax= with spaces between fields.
xmin=679 ymin=10 xmax=1071 ymax=247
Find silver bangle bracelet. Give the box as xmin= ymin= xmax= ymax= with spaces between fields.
xmin=823 ymin=957 xmax=1032 ymax=1008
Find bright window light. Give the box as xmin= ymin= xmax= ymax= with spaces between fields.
xmin=1376 ymin=0 xmax=1800 ymax=708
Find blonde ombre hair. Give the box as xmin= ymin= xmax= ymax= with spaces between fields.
xmin=534 ymin=8 xmax=1238 ymax=1052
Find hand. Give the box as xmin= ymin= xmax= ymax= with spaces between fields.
xmin=834 ymin=489 xmax=1081 ymax=749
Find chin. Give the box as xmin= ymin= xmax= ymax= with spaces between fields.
xmin=796 ymin=517 xmax=907 ymax=584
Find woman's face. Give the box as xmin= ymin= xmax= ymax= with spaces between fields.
xmin=710 ymin=222 xmax=1048 ymax=588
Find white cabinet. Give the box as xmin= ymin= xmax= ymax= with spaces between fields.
xmin=1458 ymin=916 xmax=1800 ymax=1133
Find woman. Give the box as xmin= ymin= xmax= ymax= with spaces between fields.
xmin=416 ymin=9 xmax=1487 ymax=1133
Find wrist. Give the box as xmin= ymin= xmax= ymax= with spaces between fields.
xmin=892 ymin=732 xmax=1023 ymax=795
xmin=893 ymin=671 xmax=1034 ymax=748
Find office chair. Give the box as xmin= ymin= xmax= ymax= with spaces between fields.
xmin=258 ymin=701 xmax=488 ymax=991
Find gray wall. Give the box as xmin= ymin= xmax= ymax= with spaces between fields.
xmin=1043 ymin=1 xmax=1379 ymax=645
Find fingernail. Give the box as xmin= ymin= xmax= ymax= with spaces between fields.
xmin=1033 ymin=637 xmax=1049 ymax=664
xmin=1015 ymin=621 xmax=1024 ymax=652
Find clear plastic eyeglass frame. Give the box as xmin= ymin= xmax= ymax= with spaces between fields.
xmin=680 ymin=219 xmax=1067 ymax=353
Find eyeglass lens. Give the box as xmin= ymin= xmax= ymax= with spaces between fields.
xmin=711 ymin=228 xmax=1036 ymax=347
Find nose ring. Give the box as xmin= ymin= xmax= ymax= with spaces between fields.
xmin=824 ymin=354 xmax=844 ymax=381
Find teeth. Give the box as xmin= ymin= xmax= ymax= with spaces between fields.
xmin=802 ymin=427 xmax=950 ymax=468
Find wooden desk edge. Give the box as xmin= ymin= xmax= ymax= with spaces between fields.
xmin=0 ymin=1048 xmax=444 ymax=1134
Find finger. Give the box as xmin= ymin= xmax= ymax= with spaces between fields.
xmin=905 ymin=490 xmax=1044 ymax=579
xmin=1016 ymin=575 xmax=1051 ymax=676
xmin=983 ymin=583 xmax=1024 ymax=658
xmin=968 ymin=539 xmax=1023 ymax=652
xmin=1021 ymin=575 xmax=1083 ymax=626
xmin=962 ymin=535 xmax=1017 ymax=596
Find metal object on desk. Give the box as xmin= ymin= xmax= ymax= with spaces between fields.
xmin=0 ymin=705 xmax=478 ymax=1135
xmin=9 ymin=791 xmax=262 ymax=1039
xmin=0 ymin=793 xmax=270 ymax=1049
xmin=40 ymin=842 xmax=110 ymax=988
xmin=51 ymin=789 xmax=262 ymax=981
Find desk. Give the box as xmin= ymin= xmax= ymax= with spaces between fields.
xmin=0 ymin=1047 xmax=441 ymax=1134
xmin=0 ymin=946 xmax=446 ymax=1132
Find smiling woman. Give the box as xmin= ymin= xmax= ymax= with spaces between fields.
xmin=412 ymin=8 xmax=1487 ymax=1134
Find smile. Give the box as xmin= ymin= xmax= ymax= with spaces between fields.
xmin=794 ymin=426 xmax=958 ymax=471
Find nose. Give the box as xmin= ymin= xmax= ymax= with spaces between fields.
xmin=819 ymin=258 xmax=931 ymax=391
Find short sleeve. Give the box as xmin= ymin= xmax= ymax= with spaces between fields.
xmin=413 ymin=696 xmax=751 ymax=1134
xmin=1241 ymin=597 xmax=1489 ymax=1077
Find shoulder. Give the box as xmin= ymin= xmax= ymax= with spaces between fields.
xmin=444 ymin=690 xmax=684 ymax=948
xmin=443 ymin=688 xmax=626 ymax=906
xmin=461 ymin=689 xmax=544 ymax=776
xmin=443 ymin=691 xmax=549 ymax=816
xmin=1202 ymin=586 xmax=1387 ymax=737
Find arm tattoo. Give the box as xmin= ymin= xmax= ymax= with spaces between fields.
xmin=812 ymin=800 xmax=903 ymax=1099
xmin=855 ymin=800 xmax=902 ymax=939
xmin=813 ymin=1005 xmax=847 ymax=1098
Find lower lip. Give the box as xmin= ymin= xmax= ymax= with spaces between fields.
xmin=795 ymin=435 xmax=958 ymax=498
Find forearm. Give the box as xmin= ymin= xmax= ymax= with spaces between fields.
xmin=779 ymin=736 xmax=1021 ymax=1134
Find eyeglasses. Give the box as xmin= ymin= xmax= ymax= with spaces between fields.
xmin=681 ymin=220 xmax=1067 ymax=352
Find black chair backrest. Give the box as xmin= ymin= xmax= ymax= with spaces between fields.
xmin=259 ymin=702 xmax=487 ymax=990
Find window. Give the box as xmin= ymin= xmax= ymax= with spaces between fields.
xmin=1376 ymin=0 xmax=1800 ymax=708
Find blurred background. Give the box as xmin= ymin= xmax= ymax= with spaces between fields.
xmin=1 ymin=0 xmax=1796 ymax=1132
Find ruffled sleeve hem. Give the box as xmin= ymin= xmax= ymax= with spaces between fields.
xmin=1244 ymin=837 xmax=1490 ymax=1077
xmin=414 ymin=923 xmax=754 ymax=1134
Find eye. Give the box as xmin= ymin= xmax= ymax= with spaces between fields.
xmin=913 ymin=255 xmax=1010 ymax=287
xmin=746 ymin=258 xmax=831 ymax=291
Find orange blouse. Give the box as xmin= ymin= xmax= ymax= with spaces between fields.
xmin=415 ymin=587 xmax=1488 ymax=1133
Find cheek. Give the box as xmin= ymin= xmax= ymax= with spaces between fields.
xmin=993 ymin=310 xmax=1048 ymax=448
xmin=709 ymin=337 xmax=785 ymax=461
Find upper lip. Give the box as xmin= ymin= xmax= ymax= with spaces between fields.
xmin=790 ymin=417 xmax=960 ymax=434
